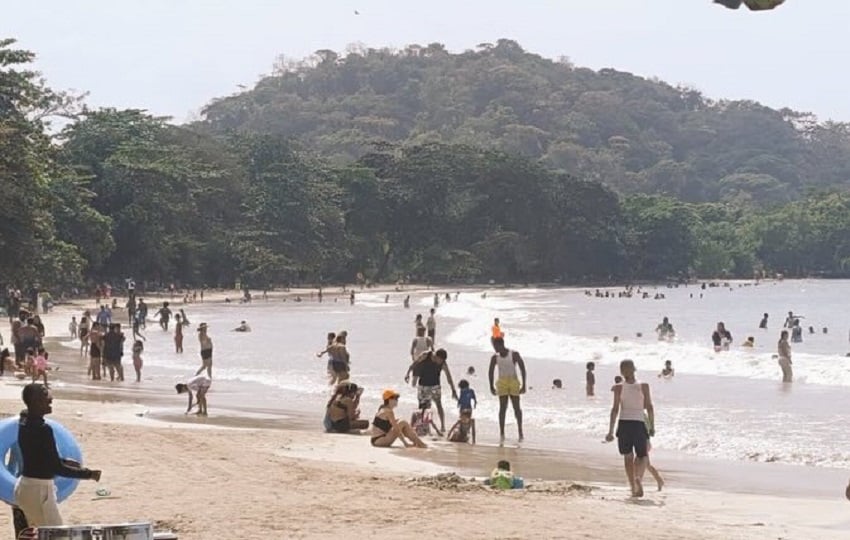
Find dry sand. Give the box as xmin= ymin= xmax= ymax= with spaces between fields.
xmin=0 ymin=298 xmax=846 ymax=539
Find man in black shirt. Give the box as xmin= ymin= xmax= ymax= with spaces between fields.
xmin=15 ymin=383 xmax=101 ymax=527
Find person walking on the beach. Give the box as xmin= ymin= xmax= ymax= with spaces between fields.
xmin=176 ymin=374 xmax=211 ymax=416
xmin=488 ymin=337 xmax=527 ymax=442
xmin=132 ymin=340 xmax=144 ymax=383
xmin=137 ymin=298 xmax=148 ymax=329
xmin=426 ymin=308 xmax=437 ymax=344
xmin=196 ymin=323 xmax=213 ymax=378
xmin=102 ymin=323 xmax=125 ymax=382
xmin=68 ymin=317 xmax=77 ymax=339
xmin=15 ymin=383 xmax=102 ymax=527
xmin=88 ymin=323 xmax=103 ymax=380
xmin=404 ymin=348 xmax=457 ymax=433
xmin=778 ymin=330 xmax=793 ymax=383
xmin=174 ymin=314 xmax=184 ymax=353
xmin=78 ymin=314 xmax=90 ymax=356
xmin=605 ymin=359 xmax=655 ymax=498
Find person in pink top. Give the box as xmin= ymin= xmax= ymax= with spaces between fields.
xmin=32 ymin=348 xmax=49 ymax=386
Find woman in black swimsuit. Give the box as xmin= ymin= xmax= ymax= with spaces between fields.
xmin=326 ymin=383 xmax=369 ymax=433
xmin=370 ymin=389 xmax=427 ymax=448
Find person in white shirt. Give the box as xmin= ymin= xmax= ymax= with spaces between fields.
xmin=606 ymin=359 xmax=654 ymax=498
xmin=176 ymin=374 xmax=211 ymax=416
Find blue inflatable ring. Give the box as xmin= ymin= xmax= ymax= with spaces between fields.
xmin=0 ymin=416 xmax=83 ymax=505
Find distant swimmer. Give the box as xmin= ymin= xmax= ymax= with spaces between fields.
xmin=658 ymin=360 xmax=674 ymax=378
xmin=403 ymin=295 xmax=410 ymax=309
xmin=712 ymin=322 xmax=732 ymax=352
xmin=759 ymin=313 xmax=768 ymax=329
xmin=778 ymin=330 xmax=793 ymax=383
xmin=784 ymin=311 xmax=804 ymax=329
xmin=481 ymin=292 xmax=487 ymax=299
xmin=808 ymin=326 xmax=815 ymax=335
xmin=433 ymin=294 xmax=439 ymax=308
xmin=466 ymin=366 xmax=476 ymax=376
xmin=552 ymin=379 xmax=563 ymax=390
xmin=655 ymin=317 xmax=675 ymax=341
xmin=605 ymin=359 xmax=654 ymax=498
xmin=742 ymin=336 xmax=755 ymax=348
xmin=233 ymin=321 xmax=251 ymax=332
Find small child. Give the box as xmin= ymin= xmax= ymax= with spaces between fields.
xmin=586 ymin=362 xmax=596 ymax=396
xmin=24 ymin=348 xmax=35 ymax=377
xmin=132 ymin=340 xmax=144 ymax=383
xmin=659 ymin=360 xmax=674 ymax=378
xmin=456 ymin=379 xmax=476 ymax=413
xmin=411 ymin=400 xmax=442 ymax=437
xmin=611 ymin=375 xmax=623 ymax=392
xmin=488 ymin=460 xmax=524 ymax=490
xmin=33 ymin=348 xmax=49 ymax=386
xmin=69 ymin=316 xmax=78 ymax=339
xmin=447 ymin=410 xmax=476 ymax=444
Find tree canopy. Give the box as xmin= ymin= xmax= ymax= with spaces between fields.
xmin=2 ymin=37 xmax=850 ymax=294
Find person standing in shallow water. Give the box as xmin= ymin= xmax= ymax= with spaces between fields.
xmin=196 ymin=323 xmax=213 ymax=378
xmin=488 ymin=337 xmax=527 ymax=443
xmin=606 ymin=359 xmax=654 ymax=498
xmin=778 ymin=330 xmax=793 ymax=383
xmin=174 ymin=314 xmax=184 ymax=353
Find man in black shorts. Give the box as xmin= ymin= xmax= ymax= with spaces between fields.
xmin=605 ymin=359 xmax=654 ymax=498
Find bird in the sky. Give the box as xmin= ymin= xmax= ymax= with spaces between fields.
xmin=714 ymin=0 xmax=786 ymax=10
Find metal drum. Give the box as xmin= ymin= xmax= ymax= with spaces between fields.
xmin=37 ymin=523 xmax=152 ymax=540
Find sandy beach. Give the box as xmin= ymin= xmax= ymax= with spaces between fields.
xmin=0 ymin=292 xmax=848 ymax=539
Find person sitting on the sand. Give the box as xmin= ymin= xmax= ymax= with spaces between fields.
xmin=447 ymin=410 xmax=476 ymax=444
xmin=370 ymin=389 xmax=427 ymax=448
xmin=325 ymin=382 xmax=369 ymax=433
xmin=233 ymin=321 xmax=251 ymax=332
xmin=486 ymin=460 xmax=524 ymax=490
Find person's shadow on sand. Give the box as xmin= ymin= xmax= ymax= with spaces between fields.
xmin=625 ymin=498 xmax=665 ymax=507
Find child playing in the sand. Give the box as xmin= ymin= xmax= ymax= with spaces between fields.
xmin=33 ymin=347 xmax=49 ymax=386
xmin=447 ymin=409 xmax=476 ymax=444
xmin=411 ymin=400 xmax=442 ymax=437
xmin=487 ymin=460 xmax=524 ymax=490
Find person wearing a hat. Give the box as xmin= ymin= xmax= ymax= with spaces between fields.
xmin=196 ymin=323 xmax=213 ymax=378
xmin=605 ymin=359 xmax=655 ymax=498
xmin=370 ymin=389 xmax=427 ymax=448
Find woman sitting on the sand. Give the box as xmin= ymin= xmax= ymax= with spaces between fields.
xmin=370 ymin=389 xmax=427 ymax=448
xmin=326 ymin=382 xmax=369 ymax=433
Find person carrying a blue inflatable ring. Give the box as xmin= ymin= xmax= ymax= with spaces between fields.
xmin=15 ymin=383 xmax=102 ymax=527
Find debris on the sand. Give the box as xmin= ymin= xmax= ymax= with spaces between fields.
xmin=406 ymin=473 xmax=596 ymax=495
xmin=406 ymin=473 xmax=484 ymax=491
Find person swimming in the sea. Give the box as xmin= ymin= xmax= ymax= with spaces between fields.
xmin=233 ymin=321 xmax=251 ymax=332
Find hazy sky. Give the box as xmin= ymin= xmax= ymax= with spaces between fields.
xmin=4 ymin=0 xmax=849 ymax=123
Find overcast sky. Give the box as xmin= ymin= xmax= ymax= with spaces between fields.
xmin=3 ymin=0 xmax=849 ymax=123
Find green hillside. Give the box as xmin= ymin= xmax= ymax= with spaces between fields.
xmin=199 ymin=39 xmax=850 ymax=204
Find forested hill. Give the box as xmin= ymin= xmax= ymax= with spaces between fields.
xmin=199 ymin=39 xmax=850 ymax=204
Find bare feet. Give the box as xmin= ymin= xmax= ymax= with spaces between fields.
xmin=656 ymin=476 xmax=664 ymax=491
xmin=633 ymin=478 xmax=644 ymax=498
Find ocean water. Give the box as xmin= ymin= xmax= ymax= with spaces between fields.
xmin=63 ymin=281 xmax=850 ymax=470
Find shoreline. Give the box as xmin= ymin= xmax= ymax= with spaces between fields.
xmin=4 ymin=288 xmax=849 ymax=538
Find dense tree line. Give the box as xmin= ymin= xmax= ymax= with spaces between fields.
xmin=2 ymin=38 xmax=850 ymax=294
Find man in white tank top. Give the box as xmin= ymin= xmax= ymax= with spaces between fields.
xmin=605 ymin=359 xmax=654 ymax=498
xmin=488 ymin=337 xmax=527 ymax=443
xmin=409 ymin=327 xmax=433 ymax=386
